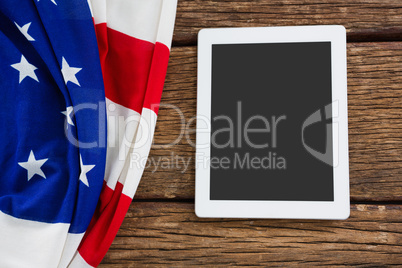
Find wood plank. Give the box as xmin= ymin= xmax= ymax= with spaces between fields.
xmin=100 ymin=202 xmax=402 ymax=266
xmin=173 ymin=0 xmax=402 ymax=45
xmin=133 ymin=42 xmax=402 ymax=201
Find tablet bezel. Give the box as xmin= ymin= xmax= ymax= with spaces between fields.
xmin=196 ymin=25 xmax=349 ymax=219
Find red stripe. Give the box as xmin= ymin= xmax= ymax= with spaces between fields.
xmin=78 ymin=25 xmax=172 ymax=266
xmin=78 ymin=181 xmax=132 ymax=267
xmin=94 ymin=24 xmax=170 ymax=115
xmin=94 ymin=23 xmax=107 ymax=67
xmin=142 ymin=42 xmax=170 ymax=114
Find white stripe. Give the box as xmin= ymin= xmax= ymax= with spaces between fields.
xmin=106 ymin=0 xmax=162 ymax=44
xmin=155 ymin=0 xmax=178 ymax=49
xmin=89 ymin=0 xmax=106 ymax=24
xmin=90 ymin=0 xmax=161 ymax=43
xmin=104 ymin=98 xmax=140 ymax=191
xmin=89 ymin=0 xmax=177 ymax=47
xmin=58 ymin=233 xmax=85 ymax=268
xmin=122 ymin=108 xmax=157 ymax=198
xmin=0 ymin=210 xmax=69 ymax=268
xmin=68 ymin=252 xmax=94 ymax=268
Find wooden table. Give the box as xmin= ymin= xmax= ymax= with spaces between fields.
xmin=101 ymin=1 xmax=402 ymax=266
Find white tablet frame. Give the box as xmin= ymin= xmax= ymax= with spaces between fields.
xmin=196 ymin=25 xmax=349 ymax=220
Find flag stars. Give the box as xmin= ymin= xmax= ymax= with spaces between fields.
xmin=18 ymin=151 xmax=48 ymax=181
xmin=11 ymin=55 xmax=39 ymax=83
xmin=61 ymin=106 xmax=75 ymax=126
xmin=61 ymin=57 xmax=82 ymax=86
xmin=14 ymin=22 xmax=35 ymax=41
xmin=79 ymin=155 xmax=95 ymax=187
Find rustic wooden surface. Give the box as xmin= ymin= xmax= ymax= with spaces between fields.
xmin=101 ymin=203 xmax=402 ymax=267
xmin=101 ymin=0 xmax=402 ymax=266
xmin=173 ymin=0 xmax=402 ymax=45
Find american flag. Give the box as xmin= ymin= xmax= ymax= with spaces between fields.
xmin=0 ymin=0 xmax=177 ymax=267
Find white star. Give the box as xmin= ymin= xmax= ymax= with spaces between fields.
xmin=61 ymin=106 xmax=75 ymax=126
xmin=37 ymin=0 xmax=57 ymax=6
xmin=18 ymin=151 xmax=48 ymax=181
xmin=11 ymin=55 xmax=39 ymax=83
xmin=79 ymin=155 xmax=95 ymax=187
xmin=61 ymin=57 xmax=82 ymax=86
xmin=14 ymin=22 xmax=35 ymax=41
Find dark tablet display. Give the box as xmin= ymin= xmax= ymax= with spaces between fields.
xmin=210 ymin=42 xmax=334 ymax=201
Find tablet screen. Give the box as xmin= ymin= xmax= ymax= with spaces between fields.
xmin=210 ymin=42 xmax=334 ymax=201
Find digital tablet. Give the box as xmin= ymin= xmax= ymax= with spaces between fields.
xmin=196 ymin=25 xmax=349 ymax=219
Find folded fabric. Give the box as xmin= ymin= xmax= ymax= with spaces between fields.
xmin=0 ymin=0 xmax=177 ymax=267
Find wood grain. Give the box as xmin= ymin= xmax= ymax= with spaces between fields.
xmin=132 ymin=42 xmax=402 ymax=202
xmin=173 ymin=0 xmax=402 ymax=45
xmin=99 ymin=3 xmax=402 ymax=266
xmin=100 ymin=202 xmax=402 ymax=267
